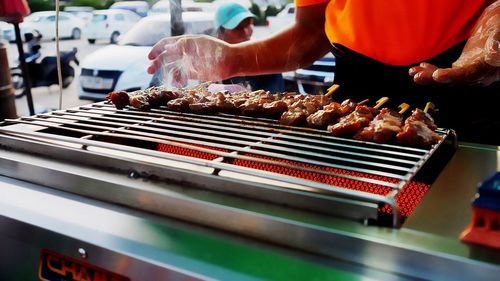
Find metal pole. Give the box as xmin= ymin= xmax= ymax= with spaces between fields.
xmin=169 ymin=0 xmax=185 ymax=36
xmin=0 ymin=41 xmax=17 ymax=120
xmin=13 ymin=22 xmax=34 ymax=116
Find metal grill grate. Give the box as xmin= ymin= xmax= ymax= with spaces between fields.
xmin=0 ymin=102 xmax=455 ymax=227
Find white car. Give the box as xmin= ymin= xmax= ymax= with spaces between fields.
xmin=87 ymin=10 xmax=140 ymax=44
xmin=1 ymin=11 xmax=85 ymax=42
xmin=79 ymin=12 xmax=214 ymax=101
xmin=148 ymin=0 xmax=216 ymax=15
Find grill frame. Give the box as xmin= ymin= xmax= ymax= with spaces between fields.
xmin=0 ymin=102 xmax=456 ymax=227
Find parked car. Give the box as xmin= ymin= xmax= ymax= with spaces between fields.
xmin=86 ymin=9 xmax=140 ymax=44
xmin=267 ymin=3 xmax=295 ymax=33
xmin=79 ymin=12 xmax=214 ymax=101
xmin=1 ymin=11 xmax=85 ymax=42
xmin=110 ymin=1 xmax=150 ymax=17
xmin=148 ymin=0 xmax=216 ymax=15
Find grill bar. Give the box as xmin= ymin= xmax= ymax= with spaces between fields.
xmin=8 ymin=116 xmax=412 ymax=181
xmin=3 ymin=118 xmax=402 ymax=188
xmin=60 ymin=109 xmax=422 ymax=165
xmin=88 ymin=104 xmax=429 ymax=157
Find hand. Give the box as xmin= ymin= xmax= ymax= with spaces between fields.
xmin=147 ymin=35 xmax=233 ymax=86
xmin=409 ymin=3 xmax=500 ymax=86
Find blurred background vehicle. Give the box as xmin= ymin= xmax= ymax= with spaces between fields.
xmin=1 ymin=11 xmax=85 ymax=42
xmin=64 ymin=6 xmax=94 ymax=25
xmin=148 ymin=0 xmax=217 ymax=15
xmin=79 ymin=12 xmax=214 ymax=101
xmin=110 ymin=1 xmax=150 ymax=17
xmin=86 ymin=9 xmax=140 ymax=44
xmin=10 ymin=31 xmax=79 ymax=98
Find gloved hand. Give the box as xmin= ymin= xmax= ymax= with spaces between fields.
xmin=409 ymin=2 xmax=500 ymax=86
xmin=147 ymin=35 xmax=233 ymax=87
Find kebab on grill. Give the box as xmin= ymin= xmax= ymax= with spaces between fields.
xmin=107 ymin=86 xmax=183 ymax=110
xmin=353 ymin=103 xmax=410 ymax=143
xmin=396 ymin=102 xmax=442 ymax=147
xmin=306 ymin=99 xmax=358 ymax=128
xmin=328 ymin=97 xmax=389 ymax=137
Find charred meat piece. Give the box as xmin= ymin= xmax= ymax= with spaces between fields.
xmin=396 ymin=109 xmax=441 ymax=147
xmin=306 ymin=99 xmax=357 ymax=128
xmin=106 ymin=91 xmax=130 ymax=109
xmin=280 ymin=95 xmax=330 ymax=126
xmin=262 ymin=100 xmax=288 ymax=118
xmin=107 ymin=87 xmax=182 ymax=110
xmin=328 ymin=105 xmax=376 ymax=137
xmin=354 ymin=108 xmax=403 ymax=143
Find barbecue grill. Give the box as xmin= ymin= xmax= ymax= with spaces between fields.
xmin=1 ymin=101 xmax=499 ymax=280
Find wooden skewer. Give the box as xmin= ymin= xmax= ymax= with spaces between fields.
xmin=423 ymin=102 xmax=435 ymax=113
xmin=324 ymin=84 xmax=340 ymax=97
xmin=398 ymin=103 xmax=410 ymax=114
xmin=358 ymin=98 xmax=370 ymax=105
xmin=373 ymin=97 xmax=389 ymax=109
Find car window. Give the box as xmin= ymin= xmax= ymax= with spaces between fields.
xmin=59 ymin=16 xmax=69 ymax=21
xmin=288 ymin=7 xmax=295 ymax=14
xmin=115 ymin=14 xmax=125 ymax=21
xmin=46 ymin=16 xmax=56 ymax=22
xmin=92 ymin=14 xmax=107 ymax=22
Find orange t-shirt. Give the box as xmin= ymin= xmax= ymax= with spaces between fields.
xmin=295 ymin=0 xmax=493 ymax=65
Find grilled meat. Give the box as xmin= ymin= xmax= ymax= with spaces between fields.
xmin=328 ymin=105 xmax=377 ymax=137
xmin=354 ymin=108 xmax=403 ymax=143
xmin=280 ymin=95 xmax=331 ymax=126
xmin=306 ymin=99 xmax=357 ymax=128
xmin=107 ymin=87 xmax=182 ymax=110
xmin=396 ymin=109 xmax=441 ymax=147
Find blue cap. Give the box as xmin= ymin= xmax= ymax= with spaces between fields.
xmin=214 ymin=2 xmax=256 ymax=30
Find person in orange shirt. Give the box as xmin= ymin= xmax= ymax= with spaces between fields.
xmin=148 ymin=0 xmax=499 ymax=144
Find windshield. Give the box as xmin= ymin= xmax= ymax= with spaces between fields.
xmin=25 ymin=15 xmax=42 ymax=22
xmin=119 ymin=18 xmax=170 ymax=46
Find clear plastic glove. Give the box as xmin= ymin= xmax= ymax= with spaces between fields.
xmin=147 ymin=35 xmax=233 ymax=87
xmin=409 ymin=2 xmax=500 ymax=86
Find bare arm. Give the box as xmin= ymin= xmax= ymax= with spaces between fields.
xmin=147 ymin=3 xmax=330 ymax=84
xmin=409 ymin=0 xmax=500 ymax=86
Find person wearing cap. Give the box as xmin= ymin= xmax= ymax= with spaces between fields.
xmin=148 ymin=0 xmax=500 ymax=144
xmin=213 ymin=2 xmax=284 ymax=92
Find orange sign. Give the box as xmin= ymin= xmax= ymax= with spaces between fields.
xmin=39 ymin=249 xmax=130 ymax=281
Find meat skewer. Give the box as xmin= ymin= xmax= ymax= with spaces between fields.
xmin=306 ymin=98 xmax=359 ymax=128
xmin=353 ymin=103 xmax=410 ymax=143
xmin=107 ymin=87 xmax=182 ymax=110
xmin=396 ymin=102 xmax=441 ymax=147
xmin=328 ymin=97 xmax=389 ymax=137
xmin=279 ymin=94 xmax=332 ymax=126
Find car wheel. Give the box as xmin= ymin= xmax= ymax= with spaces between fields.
xmin=110 ymin=31 xmax=120 ymax=44
xmin=88 ymin=39 xmax=96 ymax=44
xmin=71 ymin=28 xmax=81 ymax=40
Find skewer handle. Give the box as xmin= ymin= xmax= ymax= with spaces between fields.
xmin=398 ymin=103 xmax=410 ymax=114
xmin=358 ymin=98 xmax=370 ymax=105
xmin=325 ymin=84 xmax=340 ymax=97
xmin=423 ymin=102 xmax=435 ymax=113
xmin=373 ymin=97 xmax=389 ymax=109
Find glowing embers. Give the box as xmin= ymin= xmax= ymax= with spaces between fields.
xmin=229 ymin=153 xmax=430 ymax=218
xmin=157 ymin=142 xmax=227 ymax=160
